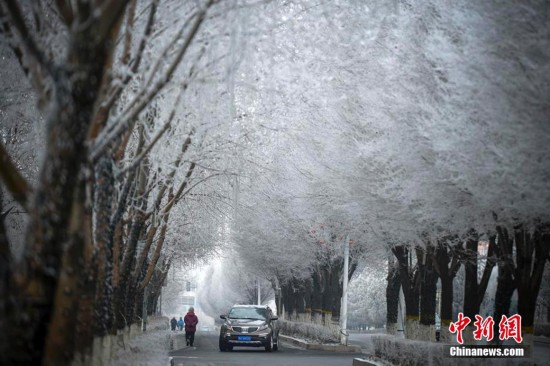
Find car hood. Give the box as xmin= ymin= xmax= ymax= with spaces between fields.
xmin=227 ymin=318 xmax=266 ymax=326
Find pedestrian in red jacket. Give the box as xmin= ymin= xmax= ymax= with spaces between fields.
xmin=184 ymin=307 xmax=199 ymax=347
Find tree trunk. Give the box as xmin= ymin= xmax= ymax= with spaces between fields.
xmin=326 ymin=258 xmax=343 ymax=322
xmin=393 ymin=245 xmax=420 ymax=339
xmin=311 ymin=268 xmax=323 ymax=323
xmin=134 ymin=286 xmax=145 ymax=325
xmin=434 ymin=237 xmax=459 ymax=342
xmin=294 ymin=279 xmax=306 ymax=316
xmin=281 ymin=279 xmax=295 ymax=320
xmin=43 ymin=183 xmax=90 ymax=364
xmin=514 ymin=224 xmax=550 ymax=356
xmin=271 ymin=277 xmax=283 ymax=317
xmin=463 ymin=232 xmax=479 ymax=320
xmin=0 ymin=190 xmax=12 ymax=361
xmin=419 ymin=245 xmax=438 ymax=342
xmin=434 ymin=237 xmax=462 ymax=343
xmin=462 ymin=231 xmax=497 ymax=344
xmin=386 ymin=256 xmax=400 ymax=335
xmin=74 ymin=202 xmax=95 ymax=362
xmin=113 ymin=170 xmax=148 ymax=330
xmin=93 ymin=156 xmax=115 ymax=337
xmin=5 ymin=21 xmax=126 ymax=363
xmin=303 ymin=278 xmax=312 ymax=317
xmin=493 ymin=226 xmax=516 ymax=344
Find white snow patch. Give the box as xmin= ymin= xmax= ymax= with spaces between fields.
xmin=111 ymin=328 xmax=170 ymax=366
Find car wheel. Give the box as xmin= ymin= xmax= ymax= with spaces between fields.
xmin=265 ymin=335 xmax=273 ymax=352
xmin=219 ymin=337 xmax=227 ymax=352
xmin=273 ymin=335 xmax=278 ymax=351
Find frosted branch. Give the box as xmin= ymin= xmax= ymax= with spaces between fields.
xmin=1 ymin=0 xmax=55 ymax=105
xmin=90 ymin=0 xmax=214 ymax=162
xmin=115 ymin=84 xmax=186 ymax=178
xmin=92 ymin=0 xmax=158 ymax=137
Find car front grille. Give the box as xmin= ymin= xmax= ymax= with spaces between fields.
xmin=232 ymin=326 xmax=259 ymax=333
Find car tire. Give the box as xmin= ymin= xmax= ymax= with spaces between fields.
xmin=219 ymin=338 xmax=227 ymax=352
xmin=265 ymin=335 xmax=273 ymax=352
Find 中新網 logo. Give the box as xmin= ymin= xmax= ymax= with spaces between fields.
xmin=449 ymin=313 xmax=523 ymax=344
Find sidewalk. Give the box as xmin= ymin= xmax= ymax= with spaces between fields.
xmin=168 ymin=332 xmax=187 ymax=351
xmin=348 ymin=331 xmax=386 ymax=353
xmin=111 ymin=327 xmax=171 ymax=365
xmin=278 ymin=329 xmax=387 ymax=354
xmin=279 ymin=334 xmax=362 ymax=352
xmin=279 ymin=332 xmax=389 ymax=366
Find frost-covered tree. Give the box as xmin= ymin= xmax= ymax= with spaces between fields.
xmin=348 ymin=262 xmax=387 ymax=330
xmin=225 ymin=0 xmax=550 ymax=346
xmin=0 ymin=0 xmax=242 ymax=364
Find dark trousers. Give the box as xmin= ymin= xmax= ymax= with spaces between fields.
xmin=185 ymin=331 xmax=195 ymax=346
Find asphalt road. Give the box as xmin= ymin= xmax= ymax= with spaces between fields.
xmin=169 ymin=330 xmax=362 ymax=366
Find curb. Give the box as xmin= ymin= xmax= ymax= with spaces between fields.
xmin=352 ymin=358 xmax=379 ymax=366
xmin=279 ymin=334 xmax=362 ymax=353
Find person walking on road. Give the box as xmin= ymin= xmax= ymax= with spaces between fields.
xmin=177 ymin=317 xmax=184 ymax=331
xmin=170 ymin=317 xmax=177 ymax=331
xmin=184 ymin=307 xmax=199 ymax=347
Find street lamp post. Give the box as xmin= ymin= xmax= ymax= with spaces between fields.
xmin=257 ymin=278 xmax=261 ymax=305
xmin=341 ymin=236 xmax=349 ymax=346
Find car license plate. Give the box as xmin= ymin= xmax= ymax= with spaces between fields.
xmin=238 ymin=336 xmax=251 ymax=341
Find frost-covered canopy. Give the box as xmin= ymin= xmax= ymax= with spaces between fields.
xmin=0 ymin=0 xmax=548 ymax=361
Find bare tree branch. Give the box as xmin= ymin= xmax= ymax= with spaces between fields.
xmin=120 ymin=0 xmax=138 ymax=66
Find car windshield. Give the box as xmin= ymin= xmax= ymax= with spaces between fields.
xmin=228 ymin=307 xmax=267 ymax=320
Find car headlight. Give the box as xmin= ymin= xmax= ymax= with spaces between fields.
xmin=223 ymin=325 xmax=234 ymax=332
xmin=257 ymin=324 xmax=269 ymax=332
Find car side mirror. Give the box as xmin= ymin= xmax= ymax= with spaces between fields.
xmin=220 ymin=315 xmax=227 ymax=319
xmin=271 ymin=316 xmax=278 ymax=321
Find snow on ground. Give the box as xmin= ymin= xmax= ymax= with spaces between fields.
xmin=111 ymin=328 xmax=170 ymax=366
xmin=358 ymin=333 xmax=546 ymax=366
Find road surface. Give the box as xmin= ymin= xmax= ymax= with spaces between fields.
xmin=169 ymin=330 xmax=362 ymax=366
